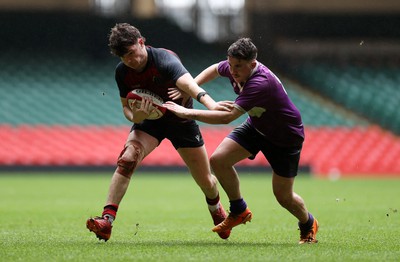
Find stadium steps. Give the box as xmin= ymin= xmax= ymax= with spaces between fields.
xmin=1 ymin=52 xmax=357 ymax=127
xmin=280 ymin=77 xmax=369 ymax=127
xmin=1 ymin=53 xmax=398 ymax=176
xmin=284 ymin=61 xmax=400 ymax=134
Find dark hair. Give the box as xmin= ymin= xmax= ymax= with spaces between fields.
xmin=227 ymin=38 xmax=257 ymax=60
xmin=108 ymin=23 xmax=145 ymax=57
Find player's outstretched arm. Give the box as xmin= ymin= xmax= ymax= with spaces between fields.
xmin=175 ymin=73 xmax=216 ymax=108
xmin=176 ymin=73 xmax=231 ymax=112
xmin=164 ymin=101 xmax=242 ymax=125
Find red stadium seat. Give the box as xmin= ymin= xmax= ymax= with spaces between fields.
xmin=0 ymin=124 xmax=399 ymax=176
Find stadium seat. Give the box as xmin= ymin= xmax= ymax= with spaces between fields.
xmin=1 ymin=13 xmax=399 ymax=177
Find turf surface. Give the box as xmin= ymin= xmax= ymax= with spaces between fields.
xmin=1 ymin=172 xmax=399 ymax=261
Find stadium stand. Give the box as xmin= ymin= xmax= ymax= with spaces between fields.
xmin=283 ymin=60 xmax=400 ymax=135
xmin=1 ymin=11 xmax=399 ymax=176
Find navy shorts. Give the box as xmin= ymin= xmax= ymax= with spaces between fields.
xmin=227 ymin=121 xmax=302 ymax=178
xmin=131 ymin=119 xmax=204 ymax=149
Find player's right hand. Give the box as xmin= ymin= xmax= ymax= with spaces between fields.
xmin=213 ymin=101 xmax=234 ymax=112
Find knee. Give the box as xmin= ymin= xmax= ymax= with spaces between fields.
xmin=209 ymin=155 xmax=217 ymax=171
xmin=116 ymin=141 xmax=145 ymax=179
xmin=210 ymin=152 xmax=225 ymax=171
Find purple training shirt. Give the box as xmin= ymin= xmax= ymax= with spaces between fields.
xmin=218 ymin=60 xmax=304 ymax=147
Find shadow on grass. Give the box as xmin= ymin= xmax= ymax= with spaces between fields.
xmin=82 ymin=239 xmax=295 ymax=248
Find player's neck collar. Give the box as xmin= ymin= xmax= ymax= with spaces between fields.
xmin=250 ymin=61 xmax=259 ymax=77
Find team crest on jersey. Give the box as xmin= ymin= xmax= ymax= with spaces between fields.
xmin=248 ymin=107 xmax=266 ymax=118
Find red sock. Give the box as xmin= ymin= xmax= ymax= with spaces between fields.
xmin=102 ymin=204 xmax=119 ymax=219
xmin=206 ymin=194 xmax=220 ymax=206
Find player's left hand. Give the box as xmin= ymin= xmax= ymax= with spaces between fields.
xmin=215 ymin=101 xmax=234 ymax=111
xmin=209 ymin=100 xmax=234 ymax=112
xmin=131 ymin=97 xmax=156 ymax=122
xmin=168 ymin=87 xmax=190 ymax=101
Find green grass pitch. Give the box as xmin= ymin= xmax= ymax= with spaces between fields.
xmin=1 ymin=172 xmax=399 ymax=261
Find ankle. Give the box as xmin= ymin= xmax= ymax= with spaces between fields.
xmin=103 ymin=214 xmax=115 ymax=224
xmin=229 ymin=198 xmax=247 ymax=214
xmin=102 ymin=204 xmax=119 ymax=223
xmin=298 ymin=213 xmax=314 ymax=232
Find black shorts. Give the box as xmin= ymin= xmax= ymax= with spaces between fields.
xmin=227 ymin=121 xmax=302 ymax=178
xmin=131 ymin=119 xmax=204 ymax=149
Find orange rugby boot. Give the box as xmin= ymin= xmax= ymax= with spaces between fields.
xmin=212 ymin=208 xmax=252 ymax=233
xmin=299 ymin=218 xmax=319 ymax=244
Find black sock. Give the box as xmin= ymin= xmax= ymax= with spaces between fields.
xmin=298 ymin=213 xmax=314 ymax=231
xmin=229 ymin=198 xmax=247 ymax=214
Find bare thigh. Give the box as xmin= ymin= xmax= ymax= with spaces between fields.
xmin=211 ymin=137 xmax=252 ymax=166
xmin=125 ymin=129 xmax=159 ymax=159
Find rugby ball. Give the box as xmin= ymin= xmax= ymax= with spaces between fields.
xmin=127 ymin=89 xmax=167 ymax=120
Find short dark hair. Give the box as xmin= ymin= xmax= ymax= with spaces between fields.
xmin=108 ymin=23 xmax=145 ymax=57
xmin=227 ymin=38 xmax=257 ymax=60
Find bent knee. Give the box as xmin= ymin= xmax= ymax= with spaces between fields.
xmin=116 ymin=141 xmax=145 ymax=178
xmin=210 ymin=152 xmax=226 ymax=170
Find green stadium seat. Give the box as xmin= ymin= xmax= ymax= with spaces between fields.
xmin=284 ymin=61 xmax=400 ymax=134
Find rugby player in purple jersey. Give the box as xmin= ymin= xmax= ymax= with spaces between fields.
xmin=86 ymin=23 xmax=233 ymax=241
xmin=164 ymin=38 xmax=319 ymax=244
